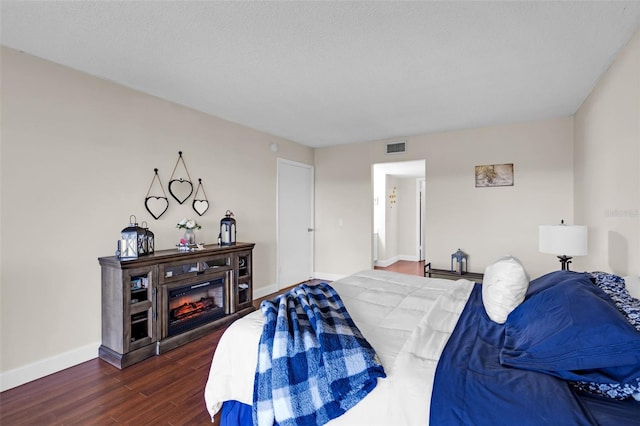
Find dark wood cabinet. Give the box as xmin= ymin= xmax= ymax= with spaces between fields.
xmin=98 ymin=243 xmax=254 ymax=368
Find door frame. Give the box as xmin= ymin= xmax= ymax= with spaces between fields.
xmin=276 ymin=158 xmax=315 ymax=290
xmin=416 ymin=178 xmax=426 ymax=261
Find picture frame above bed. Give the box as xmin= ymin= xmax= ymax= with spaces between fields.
xmin=475 ymin=163 xmax=514 ymax=187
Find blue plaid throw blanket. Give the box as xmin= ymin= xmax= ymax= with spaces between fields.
xmin=253 ymin=282 xmax=386 ymax=426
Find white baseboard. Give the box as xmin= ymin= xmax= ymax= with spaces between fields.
xmin=374 ymin=256 xmax=399 ymax=267
xmin=252 ymin=283 xmax=278 ymax=300
xmin=399 ymin=254 xmax=420 ymax=262
xmin=374 ymin=254 xmax=420 ymax=267
xmin=0 ymin=341 xmax=100 ymax=392
xmin=313 ymin=272 xmax=347 ymax=282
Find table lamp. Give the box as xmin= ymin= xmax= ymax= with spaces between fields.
xmin=539 ymin=220 xmax=588 ymax=270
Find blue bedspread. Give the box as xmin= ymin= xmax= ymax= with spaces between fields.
xmin=430 ymin=281 xmax=640 ymax=425
xmin=253 ymin=282 xmax=386 ymax=426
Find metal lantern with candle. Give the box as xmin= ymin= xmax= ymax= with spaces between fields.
xmin=451 ymin=248 xmax=468 ymax=275
xmin=117 ymin=215 xmax=147 ymax=260
xmin=219 ymin=210 xmax=236 ymax=246
xmin=141 ymin=220 xmax=154 ymax=255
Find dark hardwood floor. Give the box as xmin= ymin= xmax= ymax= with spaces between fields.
xmin=375 ymin=259 xmax=425 ymax=277
xmin=1 ymin=327 xmax=224 ymax=425
xmin=0 ymin=265 xmax=420 ymax=424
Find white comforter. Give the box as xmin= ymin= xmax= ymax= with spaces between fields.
xmin=204 ymin=269 xmax=475 ymax=425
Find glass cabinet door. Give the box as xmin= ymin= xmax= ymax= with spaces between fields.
xmin=124 ymin=266 xmax=156 ymax=351
xmin=235 ymin=251 xmax=253 ymax=311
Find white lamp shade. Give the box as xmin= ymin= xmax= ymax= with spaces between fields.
xmin=539 ymin=224 xmax=588 ymax=256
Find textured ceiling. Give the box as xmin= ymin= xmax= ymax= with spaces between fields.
xmin=2 ymin=1 xmax=640 ymax=148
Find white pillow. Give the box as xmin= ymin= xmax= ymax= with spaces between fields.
xmin=482 ymin=256 xmax=530 ymax=324
xmin=623 ymin=275 xmax=640 ymax=299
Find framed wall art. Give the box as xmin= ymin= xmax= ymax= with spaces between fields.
xmin=475 ymin=163 xmax=514 ymax=187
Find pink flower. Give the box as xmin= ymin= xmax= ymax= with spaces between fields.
xmin=179 ymin=238 xmax=186 ymax=245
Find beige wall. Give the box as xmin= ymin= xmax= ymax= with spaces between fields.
xmin=0 ymin=47 xmax=313 ymax=389
xmin=574 ymin=28 xmax=640 ymax=276
xmin=315 ymin=117 xmax=575 ymax=279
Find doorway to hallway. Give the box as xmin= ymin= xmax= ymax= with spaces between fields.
xmin=372 ymin=160 xmax=426 ymax=268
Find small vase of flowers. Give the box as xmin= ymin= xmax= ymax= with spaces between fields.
xmin=176 ymin=218 xmax=201 ymax=246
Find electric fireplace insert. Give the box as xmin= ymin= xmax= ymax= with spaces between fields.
xmin=167 ymin=277 xmax=226 ymax=337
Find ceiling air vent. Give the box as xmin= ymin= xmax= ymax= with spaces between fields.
xmin=386 ymin=140 xmax=407 ymax=155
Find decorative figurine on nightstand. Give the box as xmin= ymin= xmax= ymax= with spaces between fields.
xmin=451 ymin=248 xmax=468 ymax=275
xmin=219 ymin=210 xmax=236 ymax=246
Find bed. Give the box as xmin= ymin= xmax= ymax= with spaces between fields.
xmin=204 ymin=260 xmax=640 ymax=425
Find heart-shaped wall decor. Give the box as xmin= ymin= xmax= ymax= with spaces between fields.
xmin=145 ymin=196 xmax=169 ymax=220
xmin=193 ymin=199 xmax=209 ymax=216
xmin=168 ymin=178 xmax=193 ymax=204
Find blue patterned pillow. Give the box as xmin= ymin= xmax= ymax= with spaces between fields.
xmin=589 ymin=272 xmax=640 ymax=330
xmin=500 ymin=271 xmax=640 ymax=400
xmin=570 ymin=272 xmax=640 ymax=400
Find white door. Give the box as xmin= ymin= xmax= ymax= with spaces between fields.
xmin=277 ymin=159 xmax=314 ymax=289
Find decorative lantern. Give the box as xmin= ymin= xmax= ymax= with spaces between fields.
xmin=451 ymin=248 xmax=468 ymax=275
xmin=141 ymin=221 xmax=155 ymax=255
xmin=117 ymin=215 xmax=146 ymax=260
xmin=219 ymin=210 xmax=236 ymax=246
